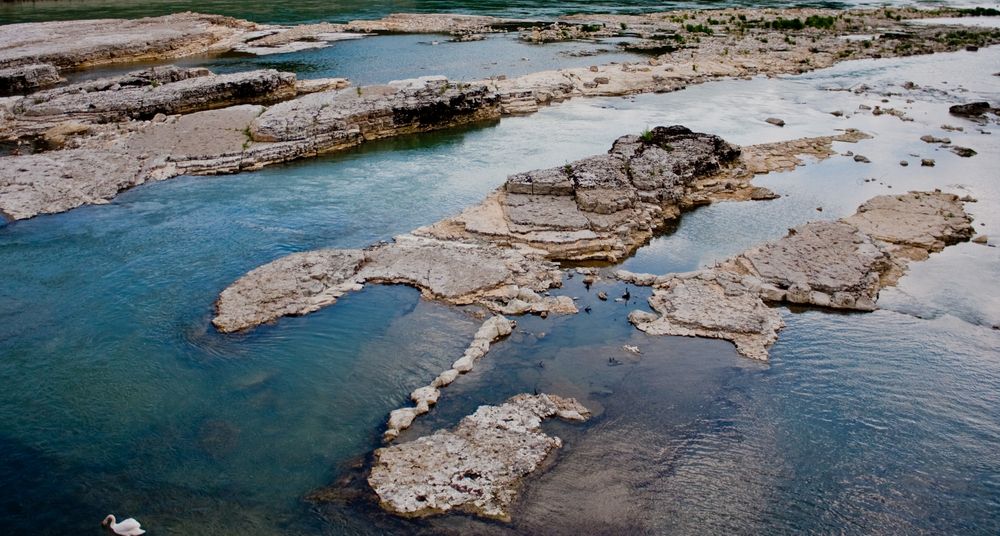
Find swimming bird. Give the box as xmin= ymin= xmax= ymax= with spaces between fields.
xmin=622 ymin=287 xmax=631 ymax=301
xmin=102 ymin=515 xmax=145 ymax=535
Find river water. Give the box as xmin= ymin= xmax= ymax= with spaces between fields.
xmin=1 ymin=7 xmax=999 ymax=536
xmin=3 ymin=0 xmax=998 ymax=25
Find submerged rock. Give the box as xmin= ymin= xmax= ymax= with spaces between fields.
xmin=384 ymin=315 xmax=515 ymax=441
xmin=630 ymin=191 xmax=974 ymax=360
xmin=369 ymin=393 xmax=590 ymax=521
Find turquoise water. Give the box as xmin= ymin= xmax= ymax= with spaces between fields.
xmin=2 ymin=0 xmax=989 ymax=25
xmin=1 ymin=25 xmax=1000 ymax=536
xmin=65 ymin=33 xmax=650 ymax=86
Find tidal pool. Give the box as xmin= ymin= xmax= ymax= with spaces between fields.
xmin=1 ymin=46 xmax=998 ymax=535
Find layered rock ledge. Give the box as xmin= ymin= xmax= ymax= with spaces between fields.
xmin=213 ymin=126 xmax=862 ymax=332
xmin=416 ymin=126 xmax=868 ymax=262
xmin=628 ymin=191 xmax=975 ymax=360
xmin=0 ymin=13 xmax=256 ymax=72
xmin=368 ymin=393 xmax=591 ymax=521
xmin=0 ymin=76 xmax=496 ymax=220
xmin=212 ymin=235 xmax=568 ymax=333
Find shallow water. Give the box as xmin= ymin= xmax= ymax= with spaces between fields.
xmin=64 ymin=33 xmax=650 ymax=86
xmin=1 ymin=33 xmax=999 ymax=536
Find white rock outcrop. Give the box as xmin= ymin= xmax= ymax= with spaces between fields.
xmin=369 ymin=393 xmax=591 ymax=521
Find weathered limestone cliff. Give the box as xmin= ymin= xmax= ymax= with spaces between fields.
xmin=628 ymin=191 xmax=975 ymax=360
xmin=368 ymin=393 xmax=590 ymax=521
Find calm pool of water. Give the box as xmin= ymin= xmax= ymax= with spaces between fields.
xmin=64 ymin=33 xmax=650 ymax=86
xmin=0 ymin=41 xmax=998 ymax=536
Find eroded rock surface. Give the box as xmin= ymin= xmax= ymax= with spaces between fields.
xmin=369 ymin=393 xmax=590 ymax=521
xmin=417 ymin=126 xmax=867 ymax=262
xmin=0 ymin=63 xmax=62 ymax=96
xmin=630 ymin=191 xmax=975 ymax=359
xmin=212 ymin=236 xmax=565 ymax=333
xmin=250 ymin=76 xmax=499 ymax=144
xmin=213 ymin=127 xmax=867 ymax=332
xmin=213 ymin=249 xmax=366 ymax=334
xmin=14 ymin=69 xmax=295 ymax=124
xmin=0 ymin=13 xmax=256 ymax=70
xmin=0 ymin=76 xmax=501 ymax=220
xmin=631 ymin=271 xmax=784 ymax=361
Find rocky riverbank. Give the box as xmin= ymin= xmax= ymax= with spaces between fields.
xmin=1 ymin=7 xmax=998 ymax=221
xmin=212 ymin=126 xmax=866 ymax=333
xmin=627 ymin=191 xmax=975 ymax=360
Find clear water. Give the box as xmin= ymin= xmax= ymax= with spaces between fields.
xmin=1 ymin=29 xmax=999 ymax=536
xmin=64 ymin=33 xmax=650 ymax=86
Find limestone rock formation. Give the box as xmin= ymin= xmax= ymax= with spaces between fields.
xmin=212 ymin=236 xmax=565 ymax=333
xmin=0 ymin=13 xmax=256 ymax=71
xmin=0 ymin=76 xmax=503 ymax=220
xmin=14 ymin=69 xmax=296 ymax=124
xmin=250 ymin=76 xmax=500 ymax=145
xmin=213 ymin=127 xmax=871 ymax=332
xmin=630 ymin=191 xmax=974 ymax=360
xmin=344 ymin=13 xmax=505 ymax=34
xmin=417 ymin=127 xmax=866 ymax=262
xmin=213 ymin=249 xmax=366 ymax=333
xmin=369 ymin=393 xmax=590 ymax=521
xmin=631 ymin=270 xmax=784 ymax=361
xmin=0 ymin=149 xmax=143 ymax=220
xmin=0 ymin=63 xmax=61 ymax=96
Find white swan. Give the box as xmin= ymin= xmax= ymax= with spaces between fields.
xmin=102 ymin=514 xmax=145 ymax=535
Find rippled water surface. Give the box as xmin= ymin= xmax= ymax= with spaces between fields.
xmin=1 ymin=22 xmax=999 ymax=536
